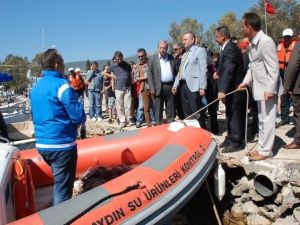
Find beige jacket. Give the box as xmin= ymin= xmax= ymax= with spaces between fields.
xmin=243 ymin=30 xmax=282 ymax=100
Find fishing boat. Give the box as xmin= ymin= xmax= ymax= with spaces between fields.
xmin=0 ymin=122 xmax=217 ymax=225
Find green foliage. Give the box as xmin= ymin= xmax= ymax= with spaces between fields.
xmin=169 ymin=18 xmax=204 ymax=46
xmin=0 ymin=55 xmax=30 ymax=93
xmin=169 ymin=0 xmax=300 ymax=53
xmin=249 ymin=0 xmax=300 ymax=41
xmin=218 ymin=12 xmax=240 ymax=39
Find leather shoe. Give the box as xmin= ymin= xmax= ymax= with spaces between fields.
xmin=219 ymin=137 xmax=231 ymax=148
xmin=276 ymin=120 xmax=289 ymax=128
xmin=222 ymin=144 xmax=244 ymax=153
xmin=283 ymin=141 xmax=300 ymax=149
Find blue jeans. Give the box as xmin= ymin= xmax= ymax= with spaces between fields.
xmin=88 ymin=91 xmax=102 ymax=118
xmin=39 ymin=149 xmax=77 ymax=205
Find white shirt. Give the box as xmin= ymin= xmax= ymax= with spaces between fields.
xmin=159 ymin=53 xmax=173 ymax=82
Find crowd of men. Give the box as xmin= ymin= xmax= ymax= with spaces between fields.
xmin=27 ymin=12 xmax=300 ymax=205
xmin=64 ymin=12 xmax=300 ymax=162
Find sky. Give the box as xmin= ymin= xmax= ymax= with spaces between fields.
xmin=1 ymin=0 xmax=259 ymax=63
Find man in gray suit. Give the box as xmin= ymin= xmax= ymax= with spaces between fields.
xmin=172 ymin=31 xmax=207 ymax=128
xmin=238 ymin=12 xmax=281 ymax=161
xmin=283 ymin=41 xmax=300 ymax=149
xmin=148 ymin=40 xmax=175 ymax=124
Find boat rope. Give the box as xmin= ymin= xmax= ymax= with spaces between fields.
xmin=183 ymin=88 xmax=250 ymax=152
xmin=64 ymin=181 xmax=145 ymax=225
xmin=205 ymin=180 xmax=223 ymax=225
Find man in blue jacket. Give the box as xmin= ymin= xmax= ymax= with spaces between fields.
xmin=30 ymin=48 xmax=86 ymax=205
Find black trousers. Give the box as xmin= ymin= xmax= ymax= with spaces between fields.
xmin=292 ymin=95 xmax=300 ymax=144
xmin=206 ymin=77 xmax=219 ymax=134
xmin=154 ymin=83 xmax=174 ymax=124
xmin=180 ymin=81 xmax=206 ymax=129
xmin=280 ymin=71 xmax=291 ymax=122
xmin=225 ymin=91 xmax=247 ymax=145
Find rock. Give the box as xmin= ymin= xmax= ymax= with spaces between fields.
xmin=291 ymin=185 xmax=300 ymax=197
xmin=231 ymin=203 xmax=244 ymax=219
xmin=249 ymin=189 xmax=264 ymax=202
xmin=258 ymin=206 xmax=277 ymax=221
xmin=246 ymin=214 xmax=270 ymax=225
xmin=231 ymin=177 xmax=251 ymax=197
xmin=293 ymin=206 xmax=300 ymax=223
xmin=223 ymin=210 xmax=246 ymax=225
xmin=235 ymin=197 xmax=242 ymax=204
xmin=241 ymin=193 xmax=251 ymax=202
xmin=281 ymin=185 xmax=297 ymax=205
xmin=242 ymin=201 xmax=258 ymax=215
xmin=273 ymin=216 xmax=298 ymax=225
xmin=274 ymin=192 xmax=283 ymax=205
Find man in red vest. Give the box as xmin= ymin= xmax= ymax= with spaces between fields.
xmin=277 ymin=28 xmax=297 ymax=128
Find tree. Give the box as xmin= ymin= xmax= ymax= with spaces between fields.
xmin=85 ymin=59 xmax=91 ymax=71
xmin=0 ymin=55 xmax=30 ymax=93
xmin=249 ymin=0 xmax=300 ymax=42
xmin=218 ymin=12 xmax=241 ymax=39
xmin=203 ymin=24 xmax=219 ymax=52
xmin=169 ymin=18 xmax=204 ymax=46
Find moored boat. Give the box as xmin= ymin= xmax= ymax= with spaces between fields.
xmin=0 ymin=122 xmax=217 ymax=225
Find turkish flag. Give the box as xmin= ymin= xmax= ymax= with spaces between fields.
xmin=265 ymin=0 xmax=276 ymax=14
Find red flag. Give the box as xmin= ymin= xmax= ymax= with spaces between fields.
xmin=265 ymin=0 xmax=276 ymax=14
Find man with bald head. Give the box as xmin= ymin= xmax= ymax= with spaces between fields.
xmin=172 ymin=31 xmax=207 ymax=128
xmin=148 ymin=40 xmax=175 ymax=124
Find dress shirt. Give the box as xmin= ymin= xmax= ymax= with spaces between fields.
xmin=159 ymin=54 xmax=173 ymax=82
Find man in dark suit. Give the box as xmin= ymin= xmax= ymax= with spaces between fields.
xmin=148 ymin=40 xmax=175 ymax=124
xmin=283 ymin=41 xmax=300 ymax=149
xmin=215 ymin=26 xmax=246 ymax=152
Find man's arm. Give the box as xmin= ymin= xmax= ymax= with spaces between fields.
xmin=147 ymin=56 xmax=155 ymax=94
xmin=262 ymin=38 xmax=279 ymax=95
xmin=59 ymin=83 xmax=86 ymax=124
xmin=284 ymin=42 xmax=300 ymax=93
xmin=197 ymin=48 xmax=207 ymax=95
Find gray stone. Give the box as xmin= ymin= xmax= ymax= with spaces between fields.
xmin=258 ymin=206 xmax=277 ymax=221
xmin=242 ymin=201 xmax=258 ymax=215
xmin=231 ymin=177 xmax=251 ymax=197
xmin=291 ymin=185 xmax=300 ymax=197
xmin=235 ymin=197 xmax=242 ymax=204
xmin=246 ymin=214 xmax=270 ymax=225
xmin=293 ymin=206 xmax=300 ymax=223
xmin=273 ymin=216 xmax=298 ymax=225
xmin=249 ymin=189 xmax=264 ymax=202
xmin=231 ymin=203 xmax=244 ymax=219
xmin=274 ymin=192 xmax=283 ymax=205
xmin=241 ymin=193 xmax=251 ymax=202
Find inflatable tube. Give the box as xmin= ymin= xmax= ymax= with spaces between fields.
xmin=7 ymin=123 xmax=217 ymax=225
xmin=12 ymin=158 xmax=36 ymax=219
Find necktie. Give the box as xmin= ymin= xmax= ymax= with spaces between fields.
xmin=178 ymin=51 xmax=190 ymax=80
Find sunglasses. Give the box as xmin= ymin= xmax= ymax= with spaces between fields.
xmin=173 ymin=48 xmax=179 ymax=51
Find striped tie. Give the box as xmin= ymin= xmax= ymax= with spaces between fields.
xmin=178 ymin=51 xmax=190 ymax=80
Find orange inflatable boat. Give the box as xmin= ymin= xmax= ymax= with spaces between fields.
xmin=0 ymin=122 xmax=217 ymax=225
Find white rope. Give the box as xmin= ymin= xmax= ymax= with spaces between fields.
xmin=183 ymin=88 xmax=250 ymax=152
